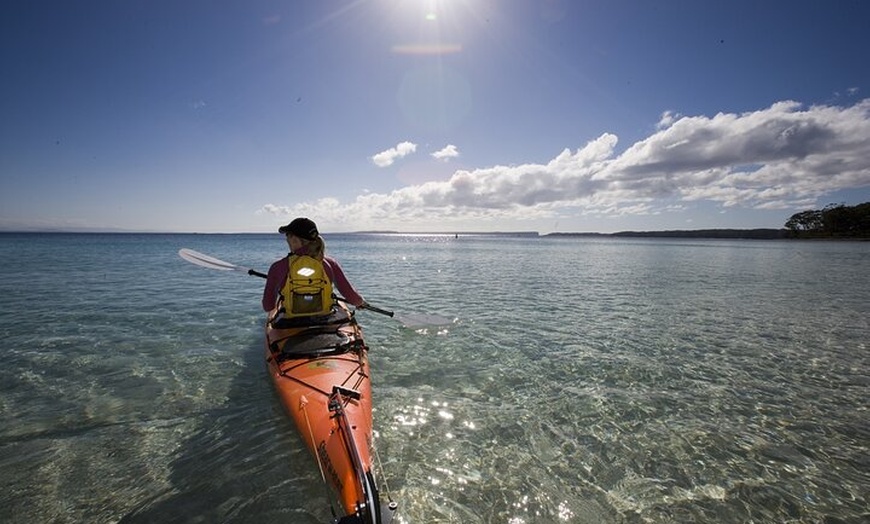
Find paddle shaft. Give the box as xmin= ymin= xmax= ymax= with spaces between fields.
xmin=335 ymin=297 xmax=394 ymax=318
xmin=243 ymin=267 xmax=396 ymax=318
xmin=360 ymin=303 xmax=395 ymax=318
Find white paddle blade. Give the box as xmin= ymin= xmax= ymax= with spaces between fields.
xmin=178 ymin=248 xmax=241 ymax=272
xmin=395 ymin=313 xmax=455 ymax=329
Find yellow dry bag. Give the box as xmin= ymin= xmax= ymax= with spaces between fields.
xmin=279 ymin=255 xmax=334 ymax=317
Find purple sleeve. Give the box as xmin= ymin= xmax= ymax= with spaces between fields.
xmin=262 ymin=258 xmax=288 ymax=311
xmin=323 ymin=256 xmax=365 ymax=307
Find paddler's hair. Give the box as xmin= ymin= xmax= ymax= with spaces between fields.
xmin=299 ymin=235 xmax=326 ymax=259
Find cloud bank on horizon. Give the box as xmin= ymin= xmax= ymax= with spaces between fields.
xmin=263 ymin=98 xmax=870 ymax=230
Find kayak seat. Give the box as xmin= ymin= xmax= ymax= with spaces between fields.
xmin=269 ymin=306 xmax=352 ymax=329
xmin=272 ymin=323 xmax=360 ymax=360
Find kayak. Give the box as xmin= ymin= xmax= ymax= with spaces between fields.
xmin=177 ymin=248 xmax=399 ymax=522
xmin=265 ymin=304 xmax=396 ymax=524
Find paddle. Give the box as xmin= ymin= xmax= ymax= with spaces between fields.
xmin=351 ymin=300 xmax=453 ymax=328
xmin=178 ymin=248 xmax=452 ymax=327
xmin=178 ymin=248 xmax=267 ymax=278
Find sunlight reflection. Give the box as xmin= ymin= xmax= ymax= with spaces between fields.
xmin=557 ymin=500 xmax=575 ymax=520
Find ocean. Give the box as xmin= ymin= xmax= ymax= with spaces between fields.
xmin=0 ymin=232 xmax=867 ymax=523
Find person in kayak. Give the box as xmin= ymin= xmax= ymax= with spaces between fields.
xmin=262 ymin=217 xmax=368 ymax=314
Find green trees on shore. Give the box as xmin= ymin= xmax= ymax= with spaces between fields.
xmin=785 ymin=202 xmax=870 ymax=238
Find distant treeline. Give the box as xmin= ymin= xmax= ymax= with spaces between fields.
xmin=547 ymin=229 xmax=788 ymax=239
xmin=546 ymin=202 xmax=870 ymax=240
xmin=785 ymin=202 xmax=870 ymax=238
xmin=613 ymin=228 xmax=789 ymax=239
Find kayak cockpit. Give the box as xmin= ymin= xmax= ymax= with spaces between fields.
xmin=267 ymin=307 xmax=363 ymax=360
xmin=269 ymin=305 xmax=353 ymax=329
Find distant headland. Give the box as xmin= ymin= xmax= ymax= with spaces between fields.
xmin=545 ymin=229 xmax=790 ymax=239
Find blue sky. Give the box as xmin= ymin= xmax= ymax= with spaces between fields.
xmin=2 ymin=0 xmax=869 ymax=233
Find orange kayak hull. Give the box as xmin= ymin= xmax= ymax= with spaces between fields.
xmin=264 ymin=309 xmax=376 ymax=518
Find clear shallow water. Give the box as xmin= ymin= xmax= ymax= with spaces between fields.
xmin=0 ymin=233 xmax=867 ymax=523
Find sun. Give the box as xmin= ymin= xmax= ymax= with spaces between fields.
xmin=393 ymin=0 xmax=475 ymax=24
xmin=390 ymin=0 xmax=475 ymax=55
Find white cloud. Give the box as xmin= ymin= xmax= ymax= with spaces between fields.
xmin=263 ymin=99 xmax=870 ymax=229
xmin=260 ymin=199 xmax=341 ymax=218
xmin=259 ymin=204 xmax=292 ymax=216
xmin=431 ymin=144 xmax=460 ymax=161
xmin=371 ymin=141 xmax=417 ymax=167
xmin=657 ymin=110 xmax=680 ymax=130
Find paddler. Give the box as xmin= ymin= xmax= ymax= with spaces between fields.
xmin=262 ymin=217 xmax=368 ymax=314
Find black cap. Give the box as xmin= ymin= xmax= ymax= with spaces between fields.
xmin=278 ymin=217 xmax=319 ymax=240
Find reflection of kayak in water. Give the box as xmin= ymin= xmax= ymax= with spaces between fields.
xmin=265 ymin=304 xmax=396 ymax=523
